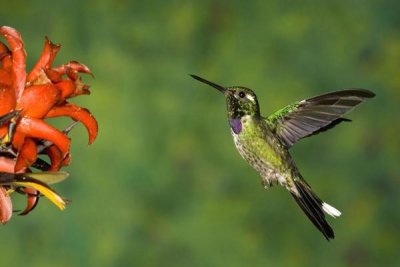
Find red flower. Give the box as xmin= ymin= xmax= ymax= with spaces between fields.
xmin=0 ymin=26 xmax=98 ymax=223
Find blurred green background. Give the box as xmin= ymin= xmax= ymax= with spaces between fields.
xmin=1 ymin=1 xmax=399 ymax=266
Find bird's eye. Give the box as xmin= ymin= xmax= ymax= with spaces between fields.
xmin=238 ymin=91 xmax=245 ymax=98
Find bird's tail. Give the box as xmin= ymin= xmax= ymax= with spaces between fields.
xmin=290 ymin=179 xmax=341 ymax=240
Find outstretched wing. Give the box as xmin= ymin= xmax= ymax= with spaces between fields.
xmin=266 ymin=89 xmax=375 ymax=148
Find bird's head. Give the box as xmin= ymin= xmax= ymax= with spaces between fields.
xmin=191 ymin=75 xmax=260 ymax=119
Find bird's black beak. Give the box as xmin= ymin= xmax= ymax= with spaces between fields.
xmin=190 ymin=75 xmax=226 ymax=94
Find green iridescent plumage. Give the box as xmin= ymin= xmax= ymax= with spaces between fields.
xmin=266 ymin=89 xmax=375 ymax=147
xmin=192 ymin=74 xmax=375 ymax=240
xmin=266 ymin=102 xmax=300 ymax=127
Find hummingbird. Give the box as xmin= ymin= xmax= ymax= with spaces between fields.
xmin=191 ymin=74 xmax=375 ymax=240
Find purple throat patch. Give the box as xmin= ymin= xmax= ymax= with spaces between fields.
xmin=229 ymin=118 xmax=242 ymax=134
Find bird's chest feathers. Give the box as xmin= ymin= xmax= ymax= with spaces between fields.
xmin=229 ymin=116 xmax=260 ymax=149
xmin=229 ymin=116 xmax=285 ymax=174
xmin=229 ymin=115 xmax=255 ymax=136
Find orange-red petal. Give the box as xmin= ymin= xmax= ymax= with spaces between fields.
xmin=55 ymin=79 xmax=75 ymax=101
xmin=18 ymin=187 xmax=39 ymax=216
xmin=0 ymin=41 xmax=9 ymax=58
xmin=44 ymin=145 xmax=63 ymax=171
xmin=46 ymin=103 xmax=98 ymax=144
xmin=11 ymin=131 xmax=25 ymax=150
xmin=53 ymin=61 xmax=92 ymax=78
xmin=45 ymin=69 xmax=62 ymax=83
xmin=0 ymin=70 xmax=12 ymax=87
xmin=62 ymin=153 xmax=71 ymax=167
xmin=0 ymin=26 xmax=27 ymax=101
xmin=26 ymin=37 xmax=60 ymax=83
xmin=0 ymin=84 xmax=15 ymax=116
xmin=0 ymin=41 xmax=12 ymax=72
xmin=15 ymin=138 xmax=37 ymax=173
xmin=16 ymin=117 xmax=70 ymax=157
xmin=0 ymin=186 xmax=12 ymax=224
xmin=17 ymin=84 xmax=60 ymax=118
xmin=0 ymin=156 xmax=15 ymax=172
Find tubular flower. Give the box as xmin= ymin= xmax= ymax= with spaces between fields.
xmin=0 ymin=26 xmax=98 ymax=224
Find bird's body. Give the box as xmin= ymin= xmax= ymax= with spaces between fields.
xmin=191 ymin=74 xmax=375 ymax=240
xmin=231 ymin=115 xmax=291 ymax=189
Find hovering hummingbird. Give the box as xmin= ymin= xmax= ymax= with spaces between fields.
xmin=191 ymin=74 xmax=375 ymax=240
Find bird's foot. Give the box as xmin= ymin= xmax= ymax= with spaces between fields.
xmin=261 ymin=177 xmax=272 ymax=190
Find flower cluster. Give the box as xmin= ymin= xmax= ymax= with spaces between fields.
xmin=0 ymin=26 xmax=98 ymax=224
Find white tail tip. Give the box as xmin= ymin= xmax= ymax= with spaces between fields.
xmin=322 ymin=202 xmax=342 ymax=218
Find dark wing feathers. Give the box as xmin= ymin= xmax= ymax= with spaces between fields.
xmin=306 ymin=118 xmax=351 ymax=138
xmin=266 ymin=89 xmax=375 ymax=148
xmin=307 ymin=88 xmax=375 ymax=101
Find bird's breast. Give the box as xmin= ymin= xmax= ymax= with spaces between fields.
xmin=229 ymin=116 xmax=289 ymax=183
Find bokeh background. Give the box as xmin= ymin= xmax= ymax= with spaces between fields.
xmin=1 ymin=1 xmax=399 ymax=266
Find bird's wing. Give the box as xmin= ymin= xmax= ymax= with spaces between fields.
xmin=265 ymin=89 xmax=375 ymax=148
